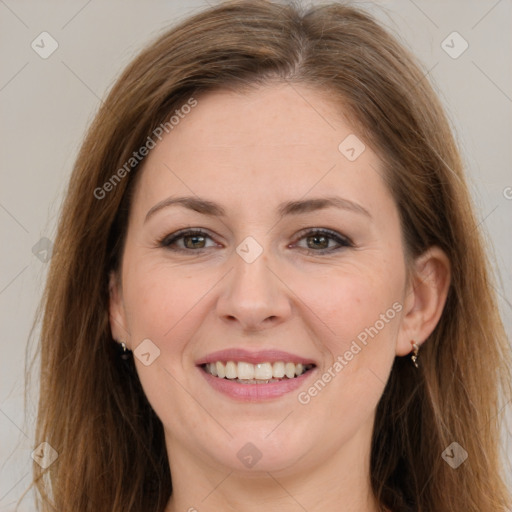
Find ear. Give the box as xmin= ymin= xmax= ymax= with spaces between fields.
xmin=108 ymin=271 xmax=130 ymax=347
xmin=396 ymin=246 xmax=451 ymax=356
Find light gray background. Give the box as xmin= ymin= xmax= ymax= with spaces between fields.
xmin=1 ymin=1 xmax=511 ymax=510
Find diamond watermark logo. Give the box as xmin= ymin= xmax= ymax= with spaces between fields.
xmin=237 ymin=442 xmax=262 ymax=468
xmin=441 ymin=441 xmax=468 ymax=469
xmin=134 ymin=338 xmax=161 ymax=366
xmin=338 ymin=134 xmax=365 ymax=161
xmin=441 ymin=32 xmax=468 ymax=59
xmin=31 ymin=442 xmax=59 ymax=469
xmin=32 ymin=237 xmax=53 ymax=263
xmin=236 ymin=236 xmax=263 ymax=264
xmin=31 ymin=32 xmax=59 ymax=59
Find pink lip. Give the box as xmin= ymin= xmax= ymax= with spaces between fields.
xmin=198 ymin=366 xmax=317 ymax=401
xmin=195 ymin=348 xmax=316 ymax=366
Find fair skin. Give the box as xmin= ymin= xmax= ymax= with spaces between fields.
xmin=109 ymin=83 xmax=450 ymax=512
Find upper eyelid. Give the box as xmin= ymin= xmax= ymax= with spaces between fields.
xmin=160 ymin=228 xmax=214 ymax=245
xmin=293 ymin=227 xmax=352 ymax=243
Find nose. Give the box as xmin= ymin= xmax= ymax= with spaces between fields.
xmin=216 ymin=248 xmax=292 ymax=332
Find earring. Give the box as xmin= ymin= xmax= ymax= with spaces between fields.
xmin=118 ymin=340 xmax=131 ymax=360
xmin=410 ymin=341 xmax=420 ymax=368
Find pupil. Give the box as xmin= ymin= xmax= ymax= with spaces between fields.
xmin=308 ymin=235 xmax=328 ymax=249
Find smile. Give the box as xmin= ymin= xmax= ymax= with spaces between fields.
xmin=202 ymin=361 xmax=315 ymax=383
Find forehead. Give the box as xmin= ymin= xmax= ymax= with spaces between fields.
xmin=165 ymin=84 xmax=352 ymax=153
xmin=130 ymin=83 xmax=392 ymax=220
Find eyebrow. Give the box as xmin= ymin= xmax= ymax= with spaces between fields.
xmin=144 ymin=195 xmax=372 ymax=223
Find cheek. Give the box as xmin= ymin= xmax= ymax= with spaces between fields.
xmin=290 ymin=263 xmax=403 ymax=352
xmin=121 ymin=256 xmax=213 ymax=345
xmin=290 ymin=267 xmax=402 ymax=433
xmin=120 ymin=259 xmax=215 ymax=422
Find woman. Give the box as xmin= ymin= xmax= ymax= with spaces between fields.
xmin=26 ymin=1 xmax=512 ymax=511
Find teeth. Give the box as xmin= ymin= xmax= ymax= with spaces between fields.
xmin=204 ymin=361 xmax=313 ymax=380
xmin=225 ymin=361 xmax=237 ymax=379
xmin=216 ymin=361 xmax=225 ymax=378
xmin=272 ymin=361 xmax=285 ymax=378
xmin=254 ymin=362 xmax=273 ymax=380
xmin=237 ymin=362 xmax=254 ymax=380
xmin=285 ymin=362 xmax=296 ymax=379
xmin=208 ymin=362 xmax=217 ymax=377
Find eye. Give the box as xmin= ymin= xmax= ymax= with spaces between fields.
xmin=159 ymin=229 xmax=217 ymax=252
xmin=292 ymin=228 xmax=353 ymax=254
xmin=158 ymin=227 xmax=353 ymax=255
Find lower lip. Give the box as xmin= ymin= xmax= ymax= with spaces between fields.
xmin=198 ymin=366 xmax=316 ymax=401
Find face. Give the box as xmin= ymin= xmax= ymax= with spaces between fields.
xmin=110 ymin=83 xmax=412 ymax=478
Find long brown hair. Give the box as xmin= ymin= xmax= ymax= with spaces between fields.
xmin=23 ymin=1 xmax=512 ymax=511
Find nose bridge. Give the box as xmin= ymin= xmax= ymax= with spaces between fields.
xmin=233 ymin=243 xmax=271 ymax=294
xmin=216 ymin=236 xmax=291 ymax=328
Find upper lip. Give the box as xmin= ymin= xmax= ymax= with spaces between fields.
xmin=195 ymin=348 xmax=317 ymax=366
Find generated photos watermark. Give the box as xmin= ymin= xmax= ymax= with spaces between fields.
xmin=94 ymin=97 xmax=198 ymax=200
xmin=298 ymin=301 xmax=403 ymax=404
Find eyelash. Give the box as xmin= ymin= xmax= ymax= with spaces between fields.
xmin=158 ymin=228 xmax=353 ymax=255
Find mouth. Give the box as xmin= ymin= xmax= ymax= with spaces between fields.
xmin=196 ymin=349 xmax=317 ymax=401
xmin=200 ymin=361 xmax=316 ymax=384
